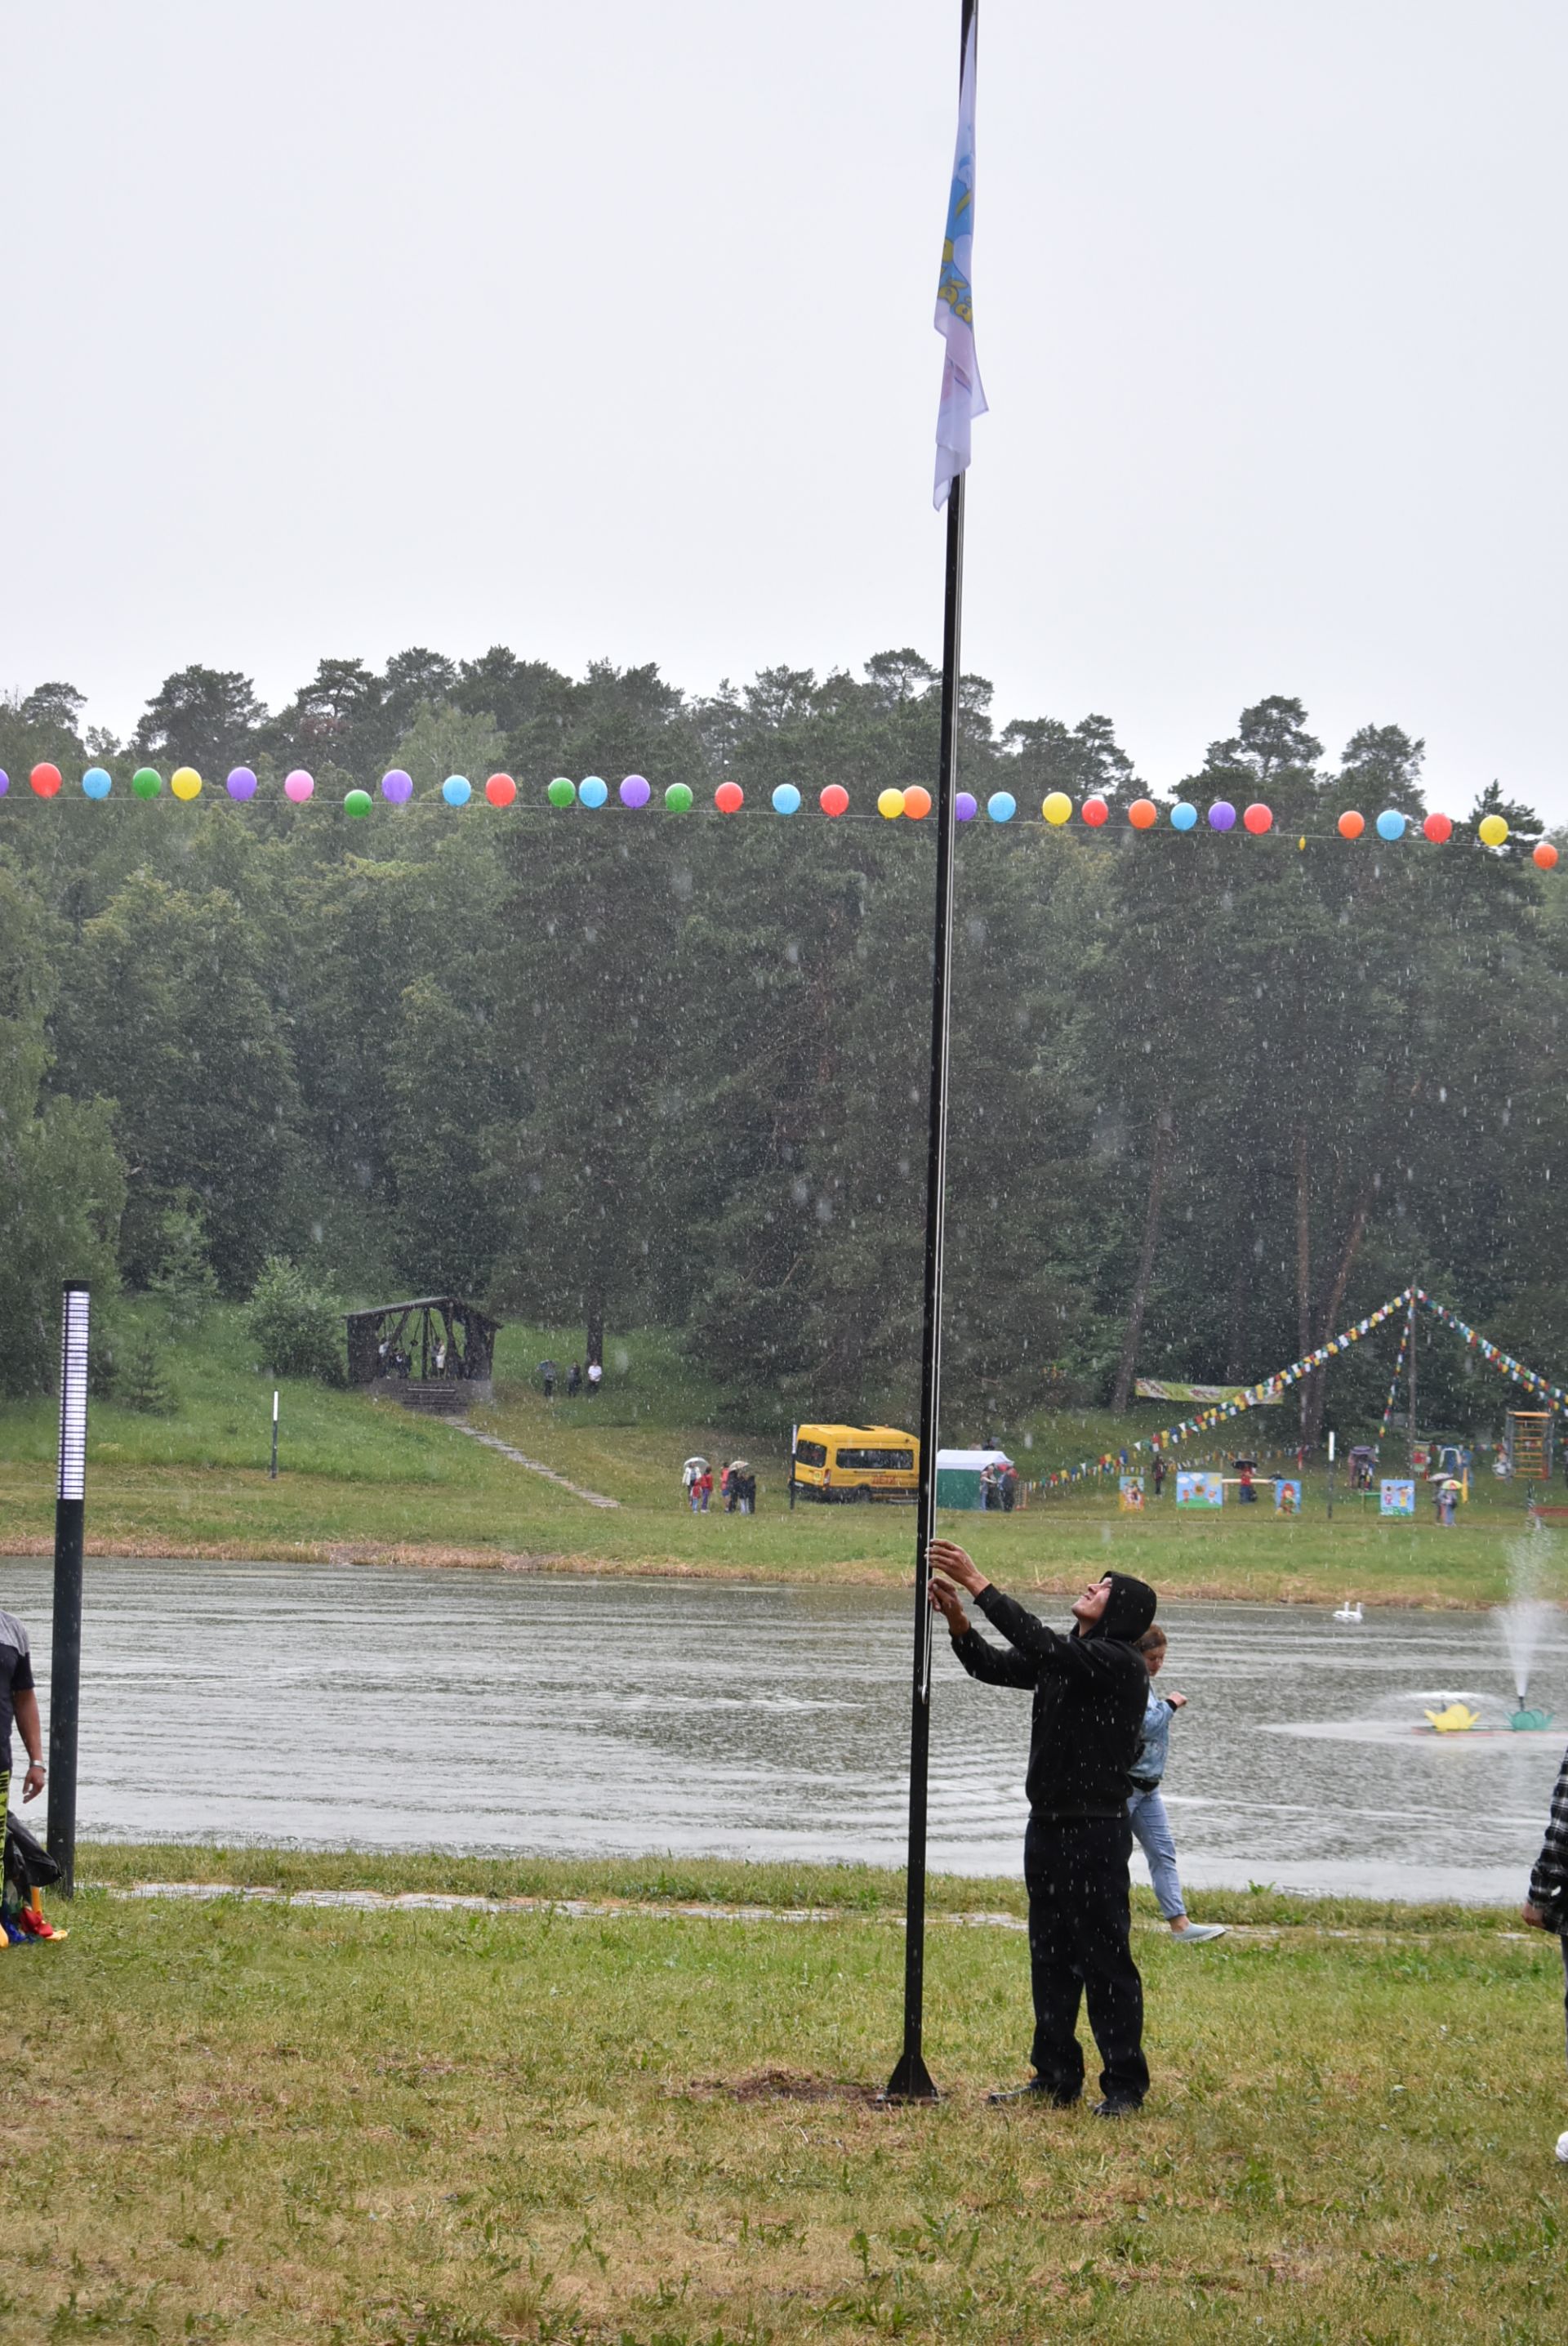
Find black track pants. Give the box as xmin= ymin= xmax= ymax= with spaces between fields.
xmin=1023 ymin=1813 xmax=1149 ymax=2106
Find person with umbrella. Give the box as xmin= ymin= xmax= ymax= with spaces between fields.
xmin=682 ymin=1456 xmax=709 ymax=1514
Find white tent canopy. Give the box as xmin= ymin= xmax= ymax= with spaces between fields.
xmin=935 ymin=1447 xmax=1014 ymax=1471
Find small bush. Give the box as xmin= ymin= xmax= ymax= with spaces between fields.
xmin=118 ymin=1332 xmax=176 ymax=1416
xmin=149 ymin=1201 xmax=220 ymax=1333
xmin=247 ymin=1257 xmax=342 ymax=1383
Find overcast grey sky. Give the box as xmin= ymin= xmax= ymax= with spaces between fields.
xmin=5 ymin=1 xmax=1565 ymax=809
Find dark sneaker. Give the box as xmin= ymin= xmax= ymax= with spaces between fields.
xmin=987 ymin=2080 xmax=1080 ymax=2107
xmin=1091 ymin=2098 xmax=1143 ymax=2118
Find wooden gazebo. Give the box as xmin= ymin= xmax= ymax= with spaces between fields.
xmin=343 ymin=1296 xmax=501 ymax=1411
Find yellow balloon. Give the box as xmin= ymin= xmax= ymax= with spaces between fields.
xmin=171 ymin=766 xmax=203 ymax=801
xmin=1042 ymin=791 xmax=1072 ymax=826
xmin=877 ymin=787 xmax=906 ymax=820
xmin=1478 ymin=812 xmax=1508 ymax=846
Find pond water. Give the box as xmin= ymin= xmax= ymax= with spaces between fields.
xmin=3 ymin=1558 xmax=1564 ymax=1902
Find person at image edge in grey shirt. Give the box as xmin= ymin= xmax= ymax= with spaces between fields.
xmin=927 ymin=1544 xmax=1156 ymax=2116
xmin=1522 ymin=1733 xmax=1568 ymax=2165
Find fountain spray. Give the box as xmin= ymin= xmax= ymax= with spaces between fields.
xmin=1497 ymin=1531 xmax=1559 ymax=1728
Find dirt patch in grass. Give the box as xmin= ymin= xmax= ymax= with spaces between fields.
xmin=692 ymin=2067 xmax=883 ymax=2107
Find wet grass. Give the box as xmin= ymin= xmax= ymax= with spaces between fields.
xmin=3 ymin=1851 xmax=1564 ymax=2342
xmin=0 ymin=1309 xmax=1551 ymax=1606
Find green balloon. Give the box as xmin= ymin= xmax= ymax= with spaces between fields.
xmin=344 ymin=789 xmax=372 ymax=818
xmin=546 ymin=777 xmax=576 ymax=807
xmin=131 ymin=767 xmax=163 ymax=799
xmin=664 ymin=783 xmax=693 ymax=813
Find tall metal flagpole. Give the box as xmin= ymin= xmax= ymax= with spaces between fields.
xmin=884 ymin=0 xmax=977 ymax=2103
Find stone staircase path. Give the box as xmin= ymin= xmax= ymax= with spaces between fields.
xmin=445 ymin=1418 xmax=621 ymax=1510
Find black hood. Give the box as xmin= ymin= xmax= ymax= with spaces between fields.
xmin=1091 ymin=1572 xmax=1157 ymax=1644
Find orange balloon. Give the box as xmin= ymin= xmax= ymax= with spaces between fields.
xmin=1535 ymin=841 xmax=1559 ymax=871
xmin=1338 ymin=810 xmax=1365 ymax=840
xmin=1128 ymin=798 xmax=1157 ymax=830
xmin=902 ymin=786 xmax=932 ymax=820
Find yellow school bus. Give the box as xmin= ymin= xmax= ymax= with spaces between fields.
xmin=791 ymin=1424 xmax=920 ymax=1505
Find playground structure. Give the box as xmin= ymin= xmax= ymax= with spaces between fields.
xmin=1505 ymin=1409 xmax=1553 ymax=1483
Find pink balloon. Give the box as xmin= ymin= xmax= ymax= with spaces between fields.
xmin=284 ymin=769 xmax=314 ymax=804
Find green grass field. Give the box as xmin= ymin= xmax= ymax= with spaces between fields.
xmin=4 ymin=1847 xmax=1566 ymax=2344
xmin=0 ymin=1307 xmax=1554 ymax=1606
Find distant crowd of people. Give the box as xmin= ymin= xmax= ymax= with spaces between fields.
xmin=680 ymin=1459 xmax=756 ymax=1514
xmin=537 ymin=1358 xmax=604 ymax=1400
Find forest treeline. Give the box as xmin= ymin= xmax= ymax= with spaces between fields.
xmin=1 ymin=646 xmax=1563 ymax=1435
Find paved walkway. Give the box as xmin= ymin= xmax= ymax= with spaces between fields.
xmin=107 ymin=1883 xmax=1509 ymax=1943
xmin=447 ymin=1420 xmax=620 ymax=1509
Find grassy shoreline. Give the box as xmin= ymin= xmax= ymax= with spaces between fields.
xmin=0 ymin=1520 xmax=1528 ymax=1613
xmin=73 ymin=1842 xmax=1524 ymax=1933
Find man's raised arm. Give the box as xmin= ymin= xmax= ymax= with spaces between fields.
xmin=929 ymin=1541 xmax=1074 ymax=1669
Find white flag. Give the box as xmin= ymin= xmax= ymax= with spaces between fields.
xmin=933 ymin=14 xmax=987 ymax=507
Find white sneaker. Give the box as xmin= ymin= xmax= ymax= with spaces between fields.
xmin=1172 ymin=1922 xmax=1227 ymax=1942
xmin=1555 ymin=2130 xmax=1568 ymax=2165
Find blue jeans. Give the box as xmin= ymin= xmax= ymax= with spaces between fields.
xmin=1128 ymin=1786 xmax=1185 ymax=1921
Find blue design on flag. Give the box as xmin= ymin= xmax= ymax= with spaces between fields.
xmin=933 ymin=15 xmax=987 ymax=507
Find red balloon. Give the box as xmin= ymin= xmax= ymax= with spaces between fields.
xmin=1338 ymin=810 xmax=1365 ymax=840
xmin=1128 ymin=797 xmax=1157 ymax=830
xmin=1081 ymin=795 xmax=1109 ymax=827
xmin=1535 ymin=841 xmax=1559 ymax=871
xmin=1423 ymin=812 xmax=1453 ymax=844
xmin=902 ymin=786 xmax=932 ymax=820
xmin=29 ymin=762 xmax=62 ymax=798
xmin=1243 ymin=801 xmax=1272 ymax=834
xmin=819 ymin=784 xmax=849 ymax=818
xmin=484 ymin=773 xmax=517 ymax=808
xmin=715 ymin=780 xmax=744 ymax=814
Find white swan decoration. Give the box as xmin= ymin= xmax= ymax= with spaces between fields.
xmin=1333 ymin=1600 xmax=1364 ymax=1625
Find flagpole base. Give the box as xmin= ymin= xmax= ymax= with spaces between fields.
xmin=879 ymin=2050 xmax=940 ymax=2106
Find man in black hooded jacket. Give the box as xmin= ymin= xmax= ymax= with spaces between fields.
xmin=928 ymin=1542 xmax=1158 ymax=2113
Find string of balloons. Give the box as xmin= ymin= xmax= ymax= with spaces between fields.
xmin=2 ymin=760 xmax=1557 ymax=863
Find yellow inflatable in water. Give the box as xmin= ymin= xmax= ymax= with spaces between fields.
xmin=1424 ymin=1702 xmax=1481 ymax=1733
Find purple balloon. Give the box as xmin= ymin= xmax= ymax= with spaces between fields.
xmin=226 ymin=766 xmax=258 ymax=801
xmin=956 ymin=791 xmax=978 ymax=822
xmin=619 ymin=774 xmax=652 ymax=809
xmin=0 ymin=770 xmax=8 ymax=797
xmin=1208 ymin=799 xmax=1237 ymax=832
xmin=381 ymin=769 xmax=413 ymax=805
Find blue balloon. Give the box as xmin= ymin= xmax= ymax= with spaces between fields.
xmin=81 ymin=765 xmax=112 ymax=800
xmin=579 ymin=774 xmax=609 ymax=809
xmin=1170 ymin=801 xmax=1198 ymax=832
xmin=442 ymin=775 xmax=472 ymax=806
xmin=771 ymin=783 xmax=802 ymax=815
xmin=987 ymin=791 xmax=1017 ymax=823
xmin=1375 ymin=808 xmax=1406 ymax=841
